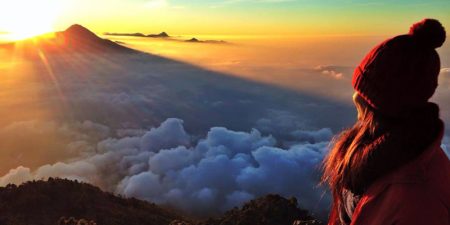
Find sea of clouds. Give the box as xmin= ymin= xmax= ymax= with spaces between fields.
xmin=0 ymin=48 xmax=356 ymax=219
xmin=0 ymin=118 xmax=334 ymax=218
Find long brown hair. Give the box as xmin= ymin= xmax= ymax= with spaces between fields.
xmin=322 ymin=94 xmax=440 ymax=222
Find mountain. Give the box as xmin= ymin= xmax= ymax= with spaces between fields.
xmin=55 ymin=24 xmax=134 ymax=52
xmin=104 ymin=32 xmax=147 ymax=37
xmin=186 ymin=38 xmax=200 ymax=43
xmin=0 ymin=24 xmax=136 ymax=55
xmin=63 ymin=24 xmax=100 ymax=41
xmin=197 ymin=194 xmax=323 ymax=225
xmin=103 ymin=31 xmax=227 ymax=43
xmin=148 ymin=32 xmax=170 ymax=38
xmin=0 ymin=178 xmax=184 ymax=225
xmin=104 ymin=31 xmax=170 ymax=38
xmin=0 ymin=179 xmax=323 ymax=225
xmin=185 ymin=37 xmax=227 ymax=44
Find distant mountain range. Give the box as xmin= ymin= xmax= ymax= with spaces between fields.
xmin=0 ymin=25 xmax=228 ymax=56
xmin=105 ymin=31 xmax=170 ymax=38
xmin=0 ymin=179 xmax=322 ymax=225
xmin=185 ymin=37 xmax=227 ymax=44
xmin=104 ymin=30 xmax=227 ymax=44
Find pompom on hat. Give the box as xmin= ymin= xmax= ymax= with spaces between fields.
xmin=352 ymin=19 xmax=446 ymax=117
xmin=409 ymin=19 xmax=446 ymax=48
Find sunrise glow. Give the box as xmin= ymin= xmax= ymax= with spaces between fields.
xmin=0 ymin=0 xmax=64 ymax=40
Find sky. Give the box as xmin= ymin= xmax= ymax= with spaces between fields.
xmin=1 ymin=0 xmax=450 ymax=37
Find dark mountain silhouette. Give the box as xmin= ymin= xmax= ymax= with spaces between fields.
xmin=0 ymin=180 xmax=322 ymax=225
xmin=55 ymin=24 xmax=135 ymax=52
xmin=0 ymin=178 xmax=184 ymax=225
xmin=197 ymin=194 xmax=323 ymax=225
xmin=148 ymin=32 xmax=170 ymax=38
xmin=186 ymin=38 xmax=200 ymax=43
xmin=104 ymin=31 xmax=170 ymax=38
xmin=63 ymin=24 xmax=99 ymax=41
xmin=104 ymin=32 xmax=147 ymax=37
xmin=103 ymin=30 xmax=227 ymax=44
xmin=0 ymin=24 xmax=136 ymax=56
xmin=185 ymin=37 xmax=227 ymax=44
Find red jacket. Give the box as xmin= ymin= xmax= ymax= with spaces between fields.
xmin=331 ymin=129 xmax=450 ymax=225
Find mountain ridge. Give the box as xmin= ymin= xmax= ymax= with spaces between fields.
xmin=105 ymin=31 xmax=170 ymax=38
xmin=0 ymin=179 xmax=323 ymax=225
xmin=0 ymin=178 xmax=184 ymax=225
xmin=0 ymin=24 xmax=138 ymax=55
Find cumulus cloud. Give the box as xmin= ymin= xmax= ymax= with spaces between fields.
xmin=290 ymin=128 xmax=333 ymax=144
xmin=0 ymin=118 xmax=332 ymax=219
xmin=321 ymin=70 xmax=343 ymax=79
xmin=139 ymin=118 xmax=191 ymax=152
xmin=314 ymin=65 xmax=347 ymax=79
xmin=0 ymin=166 xmax=33 ymax=186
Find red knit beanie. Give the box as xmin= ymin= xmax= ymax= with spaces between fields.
xmin=352 ymin=19 xmax=446 ymax=117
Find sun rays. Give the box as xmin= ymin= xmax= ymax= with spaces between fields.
xmin=0 ymin=24 xmax=138 ymax=130
xmin=0 ymin=0 xmax=65 ymax=40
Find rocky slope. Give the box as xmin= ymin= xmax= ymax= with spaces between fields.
xmin=0 ymin=179 xmax=323 ymax=225
xmin=0 ymin=179 xmax=183 ymax=225
xmin=197 ymin=194 xmax=323 ymax=225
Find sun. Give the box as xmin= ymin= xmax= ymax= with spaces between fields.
xmin=0 ymin=0 xmax=64 ymax=40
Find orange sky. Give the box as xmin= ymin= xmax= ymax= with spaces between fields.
xmin=1 ymin=0 xmax=450 ymax=40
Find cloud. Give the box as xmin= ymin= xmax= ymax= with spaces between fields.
xmin=314 ymin=65 xmax=348 ymax=80
xmin=139 ymin=118 xmax=191 ymax=152
xmin=0 ymin=120 xmax=110 ymax=174
xmin=290 ymin=128 xmax=333 ymax=144
xmin=0 ymin=118 xmax=332 ymax=219
xmin=0 ymin=166 xmax=33 ymax=186
xmin=441 ymin=68 xmax=450 ymax=74
xmin=440 ymin=68 xmax=450 ymax=88
xmin=256 ymin=109 xmax=304 ymax=136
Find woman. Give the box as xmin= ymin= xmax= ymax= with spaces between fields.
xmin=322 ymin=19 xmax=450 ymax=225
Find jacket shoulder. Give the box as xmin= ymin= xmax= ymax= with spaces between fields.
xmin=351 ymin=147 xmax=450 ymax=225
xmin=423 ymin=147 xmax=450 ymax=208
